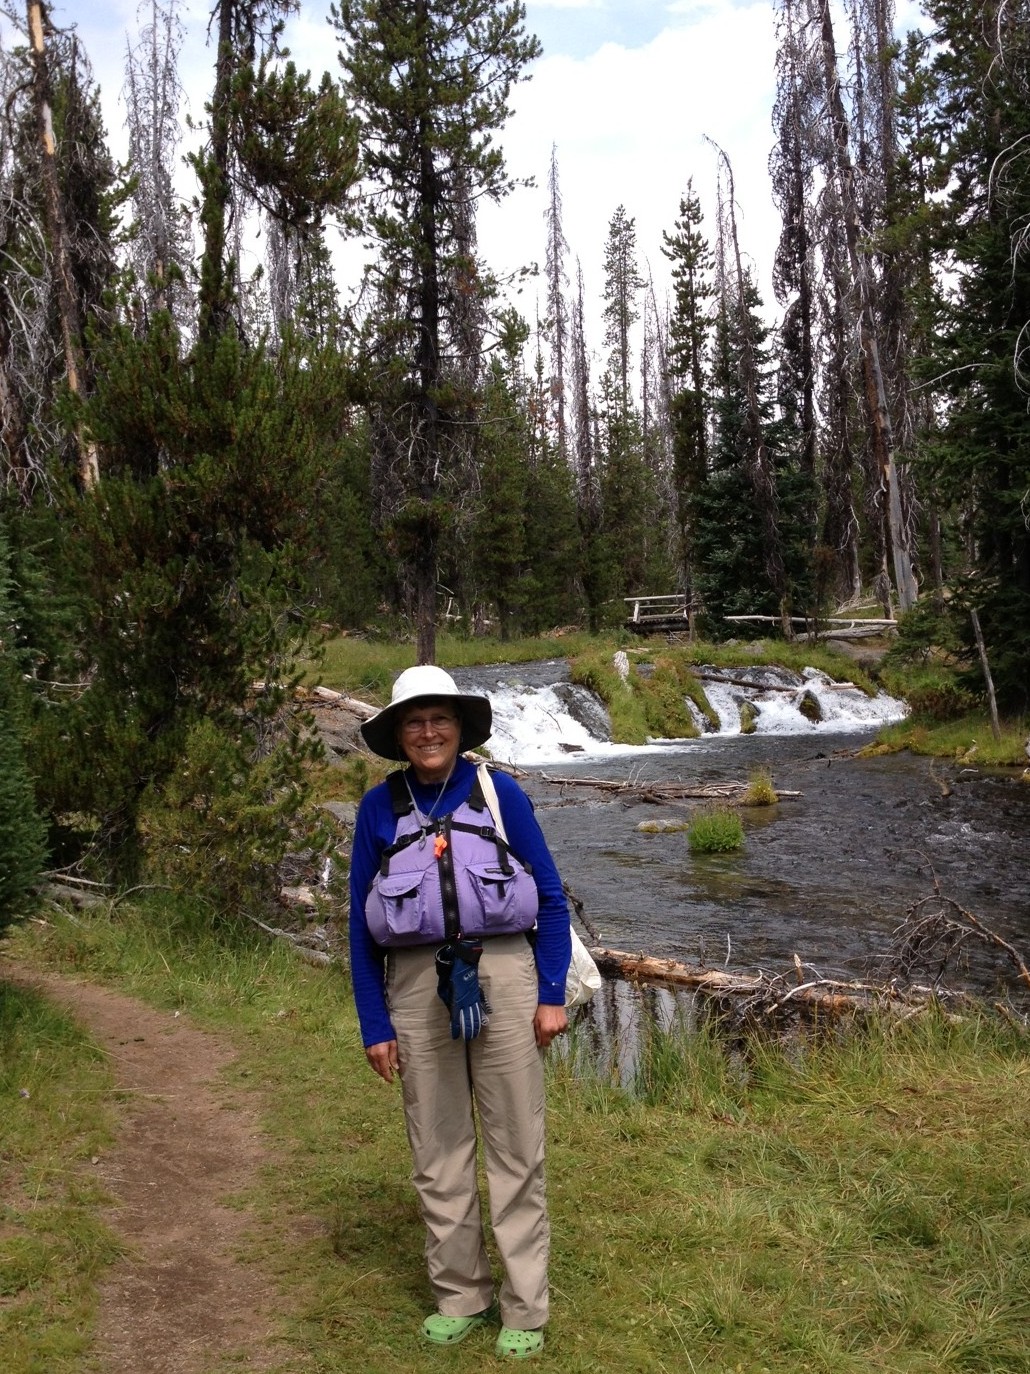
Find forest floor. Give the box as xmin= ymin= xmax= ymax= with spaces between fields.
xmin=3 ymin=963 xmax=291 ymax=1374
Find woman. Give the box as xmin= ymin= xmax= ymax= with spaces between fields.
xmin=348 ymin=665 xmax=572 ymax=1360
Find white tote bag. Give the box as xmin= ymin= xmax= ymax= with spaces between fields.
xmin=477 ymin=765 xmax=601 ymax=1008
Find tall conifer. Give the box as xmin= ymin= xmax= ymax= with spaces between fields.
xmin=334 ymin=0 xmax=540 ymax=663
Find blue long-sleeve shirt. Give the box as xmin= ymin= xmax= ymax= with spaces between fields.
xmin=348 ymin=756 xmax=572 ymax=1047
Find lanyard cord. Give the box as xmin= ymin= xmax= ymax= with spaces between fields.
xmin=403 ymin=761 xmax=456 ymax=845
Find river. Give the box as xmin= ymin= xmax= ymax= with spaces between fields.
xmin=450 ymin=659 xmax=1030 ymax=1004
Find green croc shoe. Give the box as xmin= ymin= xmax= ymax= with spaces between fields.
xmin=495 ymin=1326 xmax=544 ymax=1359
xmin=421 ymin=1305 xmax=497 ymax=1345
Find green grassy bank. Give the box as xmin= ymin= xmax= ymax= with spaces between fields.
xmin=3 ymin=900 xmax=1029 ymax=1373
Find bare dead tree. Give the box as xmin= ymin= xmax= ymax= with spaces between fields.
xmin=569 ymin=257 xmax=596 ymax=516
xmin=25 ymin=0 xmax=98 ymax=487
xmin=771 ymin=0 xmax=819 ymax=487
xmin=641 ymin=273 xmax=677 ymax=571
xmin=123 ymin=0 xmax=192 ymax=330
xmin=544 ymin=143 xmax=569 ymax=464
xmin=810 ymin=0 xmax=918 ymax=611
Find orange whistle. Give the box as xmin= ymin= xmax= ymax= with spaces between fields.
xmin=433 ymin=834 xmax=448 ymax=860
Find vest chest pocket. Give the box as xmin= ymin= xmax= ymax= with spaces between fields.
xmin=371 ymin=868 xmax=434 ymax=944
xmin=464 ymin=862 xmax=539 ymax=931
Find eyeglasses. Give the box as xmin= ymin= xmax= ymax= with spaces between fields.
xmin=400 ymin=713 xmax=460 ymax=735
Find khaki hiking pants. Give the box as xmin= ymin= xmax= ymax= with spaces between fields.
xmin=387 ymin=933 xmax=549 ymax=1329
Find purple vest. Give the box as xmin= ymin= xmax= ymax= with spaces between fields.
xmin=364 ymin=776 xmax=540 ymax=948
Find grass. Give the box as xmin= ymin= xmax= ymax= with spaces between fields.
xmin=688 ymin=806 xmax=746 ymax=854
xmin=10 ymin=896 xmax=1028 ymax=1372
xmin=307 ymin=629 xmax=609 ymax=704
xmin=0 ymin=977 xmax=123 ymax=1372
xmin=863 ymin=711 xmax=1030 ymax=768
xmin=742 ymin=767 xmax=779 ymax=805
xmin=3 ymin=626 xmax=1026 ymax=1370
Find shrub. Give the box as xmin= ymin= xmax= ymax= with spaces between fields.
xmin=742 ymin=768 xmax=778 ymax=805
xmin=688 ymin=806 xmax=745 ymax=854
xmin=139 ymin=716 xmax=322 ymax=916
xmin=898 ymin=670 xmax=977 ymax=722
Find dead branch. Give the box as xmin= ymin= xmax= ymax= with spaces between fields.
xmin=563 ymin=881 xmax=602 ymax=943
xmin=884 ymin=855 xmax=1030 ymax=993
xmin=244 ymin=912 xmax=333 ymax=967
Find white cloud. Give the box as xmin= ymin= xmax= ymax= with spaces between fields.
xmin=480 ymin=0 xmax=780 ymax=337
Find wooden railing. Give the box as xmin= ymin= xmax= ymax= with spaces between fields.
xmin=623 ymin=599 xmax=899 ymax=638
xmin=624 ymin=594 xmax=691 ymax=626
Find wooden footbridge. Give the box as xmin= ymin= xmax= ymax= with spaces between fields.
xmin=624 ymin=595 xmax=899 ymax=639
xmin=624 ymin=595 xmax=694 ymax=633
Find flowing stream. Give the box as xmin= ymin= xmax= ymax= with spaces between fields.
xmin=450 ymin=660 xmax=1030 ymax=1004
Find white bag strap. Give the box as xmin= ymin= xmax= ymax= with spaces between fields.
xmin=476 ymin=763 xmax=508 ymax=844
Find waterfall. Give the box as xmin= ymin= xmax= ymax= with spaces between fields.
xmin=452 ymin=662 xmax=908 ymax=767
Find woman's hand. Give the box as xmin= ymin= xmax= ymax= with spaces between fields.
xmin=366 ymin=1039 xmax=400 ymax=1083
xmin=534 ymin=1003 xmax=568 ymax=1049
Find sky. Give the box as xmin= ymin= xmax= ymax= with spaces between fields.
xmin=8 ymin=0 xmax=923 ymax=342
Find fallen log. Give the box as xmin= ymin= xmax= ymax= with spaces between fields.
xmin=306 ymin=685 xmax=378 ymax=718
xmin=538 ymin=773 xmax=800 ymax=802
xmin=589 ymin=946 xmax=948 ymax=1017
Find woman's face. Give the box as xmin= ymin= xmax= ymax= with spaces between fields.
xmin=397 ymin=699 xmax=462 ymax=784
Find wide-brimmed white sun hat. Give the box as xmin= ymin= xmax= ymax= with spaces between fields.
xmin=359 ymin=665 xmax=493 ymax=761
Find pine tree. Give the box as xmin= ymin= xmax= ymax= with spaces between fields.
xmin=195 ymin=1 xmax=357 ymax=345
xmin=601 ymin=205 xmax=643 ymax=419
xmin=662 ymin=182 xmax=713 ymax=625
xmin=913 ymin=0 xmax=1030 ymax=707
xmin=695 ymin=262 xmax=813 ymax=628
xmin=468 ymin=314 xmax=532 ymax=639
xmin=334 ymin=0 xmax=540 ymax=663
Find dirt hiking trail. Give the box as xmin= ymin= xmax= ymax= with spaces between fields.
xmin=4 ymin=965 xmax=291 ymax=1374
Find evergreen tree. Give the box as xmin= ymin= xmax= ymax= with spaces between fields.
xmin=0 ymin=513 xmax=47 ymax=931
xmin=465 ymin=310 xmax=582 ymax=636
xmin=195 ymin=1 xmax=357 ymax=345
xmin=26 ymin=323 xmax=347 ymax=876
xmin=601 ymin=205 xmax=643 ymax=418
xmin=695 ymin=269 xmax=813 ymax=627
xmin=914 ymin=0 xmax=1030 ymax=708
xmin=468 ymin=314 xmax=532 ymax=639
xmin=712 ymin=144 xmax=791 ymax=630
xmin=662 ymin=182 xmax=713 ymax=624
xmin=334 ymin=0 xmax=540 ymax=663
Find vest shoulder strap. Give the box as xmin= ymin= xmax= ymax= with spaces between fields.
xmin=466 ymin=770 xmax=487 ymax=814
xmin=387 ymin=768 xmax=413 ymax=817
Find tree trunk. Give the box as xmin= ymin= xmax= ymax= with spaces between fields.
xmin=27 ymin=0 xmax=98 ymax=489
xmin=197 ymin=0 xmax=235 ymax=343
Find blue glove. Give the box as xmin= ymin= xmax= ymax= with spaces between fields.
xmin=436 ymin=940 xmax=492 ymax=1041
